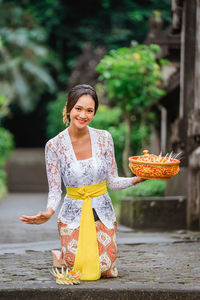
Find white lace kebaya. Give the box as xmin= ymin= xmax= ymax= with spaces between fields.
xmin=45 ymin=126 xmax=136 ymax=229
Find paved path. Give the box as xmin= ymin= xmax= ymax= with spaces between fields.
xmin=1 ymin=193 xmax=200 ymax=299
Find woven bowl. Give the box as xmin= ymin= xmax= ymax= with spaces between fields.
xmin=129 ymin=152 xmax=180 ymax=180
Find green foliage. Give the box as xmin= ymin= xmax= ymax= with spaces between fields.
xmin=91 ymin=105 xmax=124 ymax=172
xmin=0 ymin=127 xmax=15 ymax=167
xmin=96 ymin=43 xmax=168 ymax=174
xmin=0 ymin=49 xmax=14 ymax=197
xmin=13 ymin=0 xmax=171 ymax=89
xmin=0 ymin=94 xmax=10 ymax=123
xmin=90 ymin=105 xmax=122 ymax=130
xmin=1 ymin=0 xmax=171 ymax=146
xmin=96 ymin=43 xmax=167 ymax=117
xmin=91 ymin=105 xmax=151 ymax=172
xmin=0 ymin=3 xmax=57 ymax=113
xmin=122 ymin=179 xmax=166 ymax=197
xmin=46 ymin=92 xmax=66 ymax=138
xmin=110 ymin=178 xmax=166 ymax=203
xmin=25 ymin=0 xmax=171 ymax=48
xmin=0 ymin=169 xmax=7 ymax=200
xmin=0 ymin=126 xmax=14 ymax=199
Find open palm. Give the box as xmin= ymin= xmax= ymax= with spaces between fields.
xmin=19 ymin=211 xmax=51 ymax=225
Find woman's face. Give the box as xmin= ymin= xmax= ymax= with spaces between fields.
xmin=69 ymin=94 xmax=95 ymax=129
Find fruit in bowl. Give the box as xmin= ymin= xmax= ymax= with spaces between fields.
xmin=129 ymin=150 xmax=180 ymax=180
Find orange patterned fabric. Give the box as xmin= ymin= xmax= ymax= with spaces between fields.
xmin=58 ymin=220 xmax=118 ymax=278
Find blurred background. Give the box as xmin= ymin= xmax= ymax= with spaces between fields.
xmin=2 ymin=0 xmax=190 ymax=228
xmin=0 ymin=0 xmax=172 ymax=197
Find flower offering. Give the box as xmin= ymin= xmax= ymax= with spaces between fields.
xmin=129 ymin=150 xmax=181 ymax=180
xmin=50 ymin=267 xmax=82 ymax=285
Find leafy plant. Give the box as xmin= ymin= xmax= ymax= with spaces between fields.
xmin=91 ymin=105 xmax=149 ymax=173
xmin=0 ymin=94 xmax=10 ymax=123
xmin=0 ymin=124 xmax=14 ymax=199
xmin=122 ymin=179 xmax=166 ymax=197
xmin=0 ymin=4 xmax=57 ymax=113
xmin=0 ymin=169 xmax=7 ymax=200
xmin=0 ymin=39 xmax=14 ymax=199
xmin=46 ymin=92 xmax=66 ymax=138
xmin=96 ymin=42 xmax=168 ymax=175
xmin=0 ymin=127 xmax=14 ymax=168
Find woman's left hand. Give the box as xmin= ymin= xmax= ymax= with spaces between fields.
xmin=19 ymin=208 xmax=54 ymax=225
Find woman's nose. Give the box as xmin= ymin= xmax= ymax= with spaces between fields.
xmin=80 ymin=110 xmax=86 ymax=118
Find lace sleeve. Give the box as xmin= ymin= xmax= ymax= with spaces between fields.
xmin=45 ymin=140 xmax=62 ymax=212
xmin=105 ymin=131 xmax=136 ymax=190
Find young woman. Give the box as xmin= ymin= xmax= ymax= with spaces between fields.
xmin=20 ymin=84 xmax=145 ymax=280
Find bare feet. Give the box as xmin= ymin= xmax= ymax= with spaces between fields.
xmin=52 ymin=250 xmax=66 ymax=268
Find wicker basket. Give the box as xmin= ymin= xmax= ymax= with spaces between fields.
xmin=129 ymin=150 xmax=180 ymax=180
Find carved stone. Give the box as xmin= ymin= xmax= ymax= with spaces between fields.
xmin=171 ymin=0 xmax=184 ymax=33
xmin=188 ymin=110 xmax=200 ymax=138
xmin=189 ymin=147 xmax=200 ymax=170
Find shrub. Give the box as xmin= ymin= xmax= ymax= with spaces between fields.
xmin=91 ymin=105 xmax=149 ymax=173
xmin=0 ymin=127 xmax=14 ymax=167
xmin=46 ymin=92 xmax=66 ymax=138
xmin=122 ymin=179 xmax=166 ymax=197
xmin=0 ymin=169 xmax=7 ymax=199
xmin=0 ymin=127 xmax=14 ymax=199
xmin=96 ymin=42 xmax=168 ymax=175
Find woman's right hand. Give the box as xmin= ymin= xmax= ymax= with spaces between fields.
xmin=19 ymin=208 xmax=55 ymax=225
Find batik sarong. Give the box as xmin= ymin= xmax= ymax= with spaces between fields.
xmin=58 ymin=219 xmax=118 ymax=278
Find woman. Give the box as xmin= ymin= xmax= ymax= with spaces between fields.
xmin=20 ymin=84 xmax=145 ymax=280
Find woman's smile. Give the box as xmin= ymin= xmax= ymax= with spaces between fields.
xmin=77 ymin=118 xmax=88 ymax=124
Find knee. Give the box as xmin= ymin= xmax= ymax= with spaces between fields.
xmin=63 ymin=250 xmax=75 ymax=268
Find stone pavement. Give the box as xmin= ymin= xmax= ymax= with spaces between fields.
xmin=1 ymin=193 xmax=200 ymax=299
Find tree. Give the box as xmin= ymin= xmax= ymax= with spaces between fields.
xmin=13 ymin=0 xmax=171 ymax=89
xmin=0 ymin=3 xmax=57 ymax=113
xmin=96 ymin=42 xmax=167 ymax=176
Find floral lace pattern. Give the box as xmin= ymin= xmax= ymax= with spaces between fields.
xmin=45 ymin=126 xmax=135 ymax=229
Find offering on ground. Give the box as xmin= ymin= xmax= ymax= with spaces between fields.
xmin=50 ymin=267 xmax=82 ymax=285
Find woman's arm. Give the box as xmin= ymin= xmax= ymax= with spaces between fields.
xmin=19 ymin=140 xmax=62 ymax=225
xmin=44 ymin=140 xmax=62 ymax=211
xmin=105 ymin=131 xmax=145 ymax=190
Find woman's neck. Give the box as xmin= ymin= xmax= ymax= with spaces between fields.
xmin=68 ymin=124 xmax=89 ymax=139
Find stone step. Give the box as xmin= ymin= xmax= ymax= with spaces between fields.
xmin=5 ymin=148 xmax=48 ymax=193
xmin=120 ymin=196 xmax=186 ymax=230
xmin=1 ymin=288 xmax=200 ymax=300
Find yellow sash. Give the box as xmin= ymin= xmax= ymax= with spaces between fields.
xmin=66 ymin=181 xmax=107 ymax=280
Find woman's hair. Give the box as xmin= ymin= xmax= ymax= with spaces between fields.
xmin=63 ymin=84 xmax=99 ymax=124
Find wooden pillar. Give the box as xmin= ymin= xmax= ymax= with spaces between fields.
xmin=180 ymin=0 xmax=200 ymax=229
xmin=179 ymin=0 xmax=196 ymax=167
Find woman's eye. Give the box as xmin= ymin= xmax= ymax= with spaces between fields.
xmin=76 ymin=107 xmax=81 ymax=111
xmin=88 ymin=110 xmax=93 ymax=113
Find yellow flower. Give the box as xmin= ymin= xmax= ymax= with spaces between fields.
xmin=133 ymin=53 xmax=140 ymax=60
xmin=154 ymin=63 xmax=159 ymax=70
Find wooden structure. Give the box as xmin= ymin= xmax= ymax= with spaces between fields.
xmin=146 ymin=0 xmax=200 ymax=229
xmin=181 ymin=0 xmax=200 ymax=229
